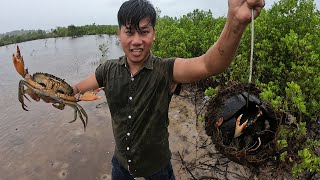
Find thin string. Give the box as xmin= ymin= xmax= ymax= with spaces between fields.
xmin=247 ymin=9 xmax=255 ymax=108
xmin=249 ymin=9 xmax=254 ymax=84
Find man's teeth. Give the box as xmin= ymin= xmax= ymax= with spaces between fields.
xmin=132 ymin=49 xmax=142 ymax=52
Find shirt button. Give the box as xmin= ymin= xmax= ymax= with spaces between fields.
xmin=131 ymin=78 xmax=134 ymax=81
xmin=128 ymin=159 xmax=131 ymax=163
xmin=129 ymin=97 xmax=133 ymax=100
xmin=128 ymin=115 xmax=132 ymax=119
xmin=127 ymin=133 xmax=130 ymax=136
xmin=127 ymin=147 xmax=130 ymax=150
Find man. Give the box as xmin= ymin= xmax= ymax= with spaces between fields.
xmin=41 ymin=0 xmax=265 ymax=179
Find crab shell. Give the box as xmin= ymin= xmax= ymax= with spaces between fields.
xmin=217 ymin=92 xmax=267 ymax=145
xmin=30 ymin=72 xmax=76 ymax=101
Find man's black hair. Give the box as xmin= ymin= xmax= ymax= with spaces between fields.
xmin=117 ymin=0 xmax=157 ymax=31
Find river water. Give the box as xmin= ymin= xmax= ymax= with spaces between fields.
xmin=0 ymin=35 xmax=123 ymax=180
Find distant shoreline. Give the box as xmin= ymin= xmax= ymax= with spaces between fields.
xmin=0 ymin=24 xmax=118 ymax=47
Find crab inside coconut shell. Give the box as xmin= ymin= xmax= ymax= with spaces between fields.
xmin=12 ymin=45 xmax=101 ymax=130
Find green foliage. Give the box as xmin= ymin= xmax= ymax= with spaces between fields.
xmin=198 ymin=113 xmax=206 ymax=123
xmin=0 ymin=30 xmax=48 ymax=45
xmin=204 ymin=87 xmax=218 ymax=98
xmin=292 ymin=142 xmax=320 ymax=176
xmin=153 ymin=9 xmax=225 ymax=58
xmin=255 ymin=2 xmax=320 ymax=174
xmin=277 ymin=119 xmax=319 ymax=177
xmin=285 ymin=82 xmax=307 ymax=117
xmin=259 ymin=81 xmax=283 ymax=110
xmin=280 ymin=151 xmax=288 ymax=161
xmin=277 ymin=139 xmax=288 ymax=150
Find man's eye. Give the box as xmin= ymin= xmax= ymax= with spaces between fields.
xmin=125 ymin=31 xmax=133 ymax=35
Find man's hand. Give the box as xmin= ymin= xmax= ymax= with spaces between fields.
xmin=75 ymin=87 xmax=104 ymax=101
xmin=228 ymin=0 xmax=265 ymax=25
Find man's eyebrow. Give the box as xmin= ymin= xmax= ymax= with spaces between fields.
xmin=139 ymin=24 xmax=152 ymax=29
xmin=140 ymin=26 xmax=149 ymax=29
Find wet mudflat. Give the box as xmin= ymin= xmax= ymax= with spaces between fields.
xmin=0 ymin=35 xmax=122 ymax=179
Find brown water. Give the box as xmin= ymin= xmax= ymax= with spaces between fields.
xmin=0 ymin=35 xmax=123 ymax=180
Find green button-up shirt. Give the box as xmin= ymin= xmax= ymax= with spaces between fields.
xmin=95 ymin=54 xmax=176 ymax=177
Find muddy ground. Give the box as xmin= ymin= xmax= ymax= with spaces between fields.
xmin=169 ymin=92 xmax=253 ymax=180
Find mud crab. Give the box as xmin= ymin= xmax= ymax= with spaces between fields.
xmin=12 ymin=45 xmax=100 ymax=130
xmin=205 ymin=84 xmax=280 ymax=167
xmin=211 ymin=92 xmax=272 ymax=150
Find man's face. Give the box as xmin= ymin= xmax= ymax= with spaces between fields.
xmin=118 ymin=18 xmax=155 ymax=64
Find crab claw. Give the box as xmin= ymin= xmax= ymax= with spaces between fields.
xmin=234 ymin=114 xmax=248 ymax=138
xmin=215 ymin=117 xmax=224 ymax=128
xmin=247 ymin=105 xmax=263 ymax=126
xmin=13 ymin=45 xmax=27 ymax=77
xmin=255 ymin=105 xmax=263 ymax=119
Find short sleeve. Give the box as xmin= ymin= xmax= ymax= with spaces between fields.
xmin=165 ymin=57 xmax=176 ymax=82
xmin=95 ymin=61 xmax=108 ymax=88
xmin=163 ymin=57 xmax=181 ymax=95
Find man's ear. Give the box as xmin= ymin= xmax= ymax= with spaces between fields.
xmin=117 ymin=28 xmax=121 ymax=41
xmin=153 ymin=28 xmax=156 ymax=41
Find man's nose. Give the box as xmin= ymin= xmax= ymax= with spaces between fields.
xmin=132 ymin=33 xmax=142 ymax=45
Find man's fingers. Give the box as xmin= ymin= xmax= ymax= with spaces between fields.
xmin=93 ymin=87 xmax=104 ymax=94
xmin=252 ymin=7 xmax=262 ymax=18
xmin=247 ymin=0 xmax=265 ymax=9
xmin=247 ymin=0 xmax=264 ymax=19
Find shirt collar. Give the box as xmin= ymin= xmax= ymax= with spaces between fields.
xmin=120 ymin=53 xmax=154 ymax=70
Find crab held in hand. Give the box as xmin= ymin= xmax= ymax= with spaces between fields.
xmin=12 ymin=45 xmax=101 ymax=130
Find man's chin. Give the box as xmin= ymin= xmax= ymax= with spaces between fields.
xmin=127 ymin=54 xmax=148 ymax=63
xmin=127 ymin=56 xmax=143 ymax=63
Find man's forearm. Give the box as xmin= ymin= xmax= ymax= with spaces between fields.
xmin=204 ymin=19 xmax=247 ymax=75
xmin=72 ymin=73 xmax=100 ymax=95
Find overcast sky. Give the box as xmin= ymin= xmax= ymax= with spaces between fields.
xmin=0 ymin=0 xmax=319 ymax=34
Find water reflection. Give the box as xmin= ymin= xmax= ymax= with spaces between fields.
xmin=0 ymin=35 xmax=123 ymax=179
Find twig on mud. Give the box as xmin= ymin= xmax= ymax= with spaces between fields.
xmin=198 ymin=161 xmax=247 ymax=180
xmin=198 ymin=176 xmax=220 ymax=180
xmin=178 ymin=151 xmax=198 ymax=180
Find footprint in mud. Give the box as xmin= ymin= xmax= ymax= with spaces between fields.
xmin=50 ymin=160 xmax=69 ymax=179
xmin=58 ymin=169 xmax=68 ymax=179
xmin=71 ymin=129 xmax=84 ymax=136
xmin=50 ymin=161 xmax=61 ymax=169
xmin=100 ymin=174 xmax=111 ymax=180
xmin=61 ymin=163 xmax=69 ymax=169
xmin=80 ymin=157 xmax=88 ymax=163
